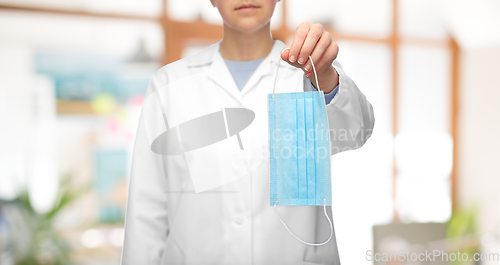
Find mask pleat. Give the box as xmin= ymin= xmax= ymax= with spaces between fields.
xmin=296 ymin=93 xmax=308 ymax=205
xmin=305 ymin=93 xmax=316 ymax=205
xmin=313 ymin=92 xmax=332 ymax=205
xmin=284 ymin=96 xmax=298 ymax=205
xmin=269 ymin=95 xmax=278 ymax=205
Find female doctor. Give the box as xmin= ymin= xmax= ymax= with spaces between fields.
xmin=121 ymin=0 xmax=374 ymax=264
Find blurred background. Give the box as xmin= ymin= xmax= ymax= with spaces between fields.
xmin=0 ymin=0 xmax=500 ymax=264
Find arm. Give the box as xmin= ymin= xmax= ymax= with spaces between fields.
xmin=304 ymin=62 xmax=374 ymax=154
xmin=308 ymin=79 xmax=339 ymax=104
xmin=121 ymin=77 xmax=170 ymax=264
xmin=323 ymin=85 xmax=339 ymax=104
xmin=325 ymin=61 xmax=374 ymax=155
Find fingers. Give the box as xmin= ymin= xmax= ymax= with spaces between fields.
xmin=308 ymin=40 xmax=338 ymax=74
xmin=303 ymin=30 xmax=331 ymax=74
xmin=297 ymin=24 xmax=323 ymax=65
xmin=284 ymin=21 xmax=339 ymax=78
xmin=288 ymin=22 xmax=310 ymax=63
xmin=280 ymin=48 xmax=290 ymax=62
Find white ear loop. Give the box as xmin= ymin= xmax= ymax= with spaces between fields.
xmin=274 ymin=199 xmax=333 ymax=246
xmin=272 ymin=47 xmax=320 ymax=97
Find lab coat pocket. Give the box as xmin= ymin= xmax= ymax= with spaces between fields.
xmin=160 ymin=236 xmax=184 ymax=265
xmin=182 ymin=107 xmax=263 ymax=192
xmin=184 ymin=135 xmax=245 ymax=192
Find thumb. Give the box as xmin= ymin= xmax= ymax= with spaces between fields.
xmin=280 ymin=47 xmax=304 ymax=69
xmin=280 ymin=48 xmax=290 ymax=61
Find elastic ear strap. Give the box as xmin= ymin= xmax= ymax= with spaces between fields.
xmin=272 ymin=48 xmax=321 ymax=97
xmin=273 ymin=199 xmax=333 ymax=246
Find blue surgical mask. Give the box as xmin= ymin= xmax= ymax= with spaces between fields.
xmin=268 ymin=91 xmax=332 ymax=206
xmin=268 ymin=49 xmax=333 ymax=246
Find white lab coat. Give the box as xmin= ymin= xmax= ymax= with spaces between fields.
xmin=121 ymin=39 xmax=375 ymax=265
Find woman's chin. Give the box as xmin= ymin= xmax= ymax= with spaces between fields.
xmin=231 ymin=21 xmax=270 ymax=34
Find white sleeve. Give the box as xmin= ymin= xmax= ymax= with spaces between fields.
xmin=121 ymin=75 xmax=170 ymax=264
xmin=325 ymin=61 xmax=375 ymax=155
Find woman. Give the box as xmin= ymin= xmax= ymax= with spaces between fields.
xmin=121 ymin=0 xmax=374 ymax=264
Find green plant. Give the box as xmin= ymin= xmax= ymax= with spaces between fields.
xmin=446 ymin=204 xmax=479 ymax=265
xmin=14 ymin=176 xmax=91 ymax=265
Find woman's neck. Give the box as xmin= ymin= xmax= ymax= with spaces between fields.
xmin=219 ymin=23 xmax=275 ymax=61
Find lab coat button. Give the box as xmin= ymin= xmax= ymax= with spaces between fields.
xmin=234 ymin=214 xmax=245 ymax=225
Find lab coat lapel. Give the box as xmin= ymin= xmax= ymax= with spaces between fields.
xmin=239 ymin=56 xmax=272 ymax=97
xmin=208 ymin=45 xmax=245 ymax=107
xmin=240 ymin=40 xmax=288 ymax=97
